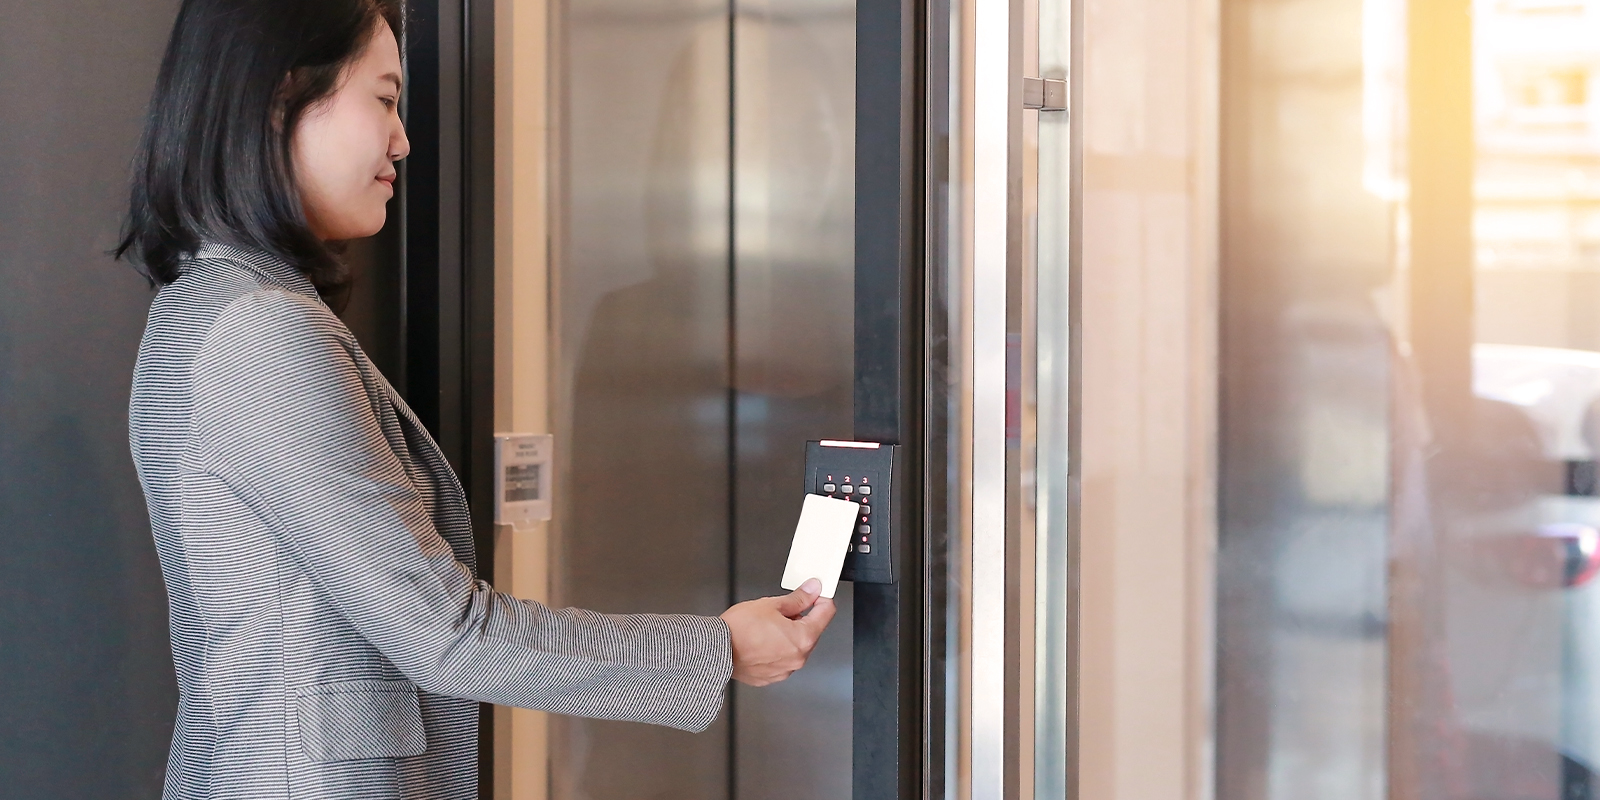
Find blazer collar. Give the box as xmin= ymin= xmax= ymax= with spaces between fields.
xmin=190 ymin=242 xmax=320 ymax=300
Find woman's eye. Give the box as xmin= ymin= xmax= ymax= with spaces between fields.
xmin=380 ymin=97 xmax=397 ymax=110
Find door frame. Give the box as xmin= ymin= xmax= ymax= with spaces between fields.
xmin=400 ymin=0 xmax=501 ymax=794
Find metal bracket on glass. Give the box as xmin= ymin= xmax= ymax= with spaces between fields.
xmin=1022 ymin=77 xmax=1068 ymax=112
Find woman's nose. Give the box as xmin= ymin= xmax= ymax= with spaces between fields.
xmin=391 ymin=122 xmax=411 ymax=162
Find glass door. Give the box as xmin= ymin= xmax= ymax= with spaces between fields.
xmin=1216 ymin=0 xmax=1600 ymax=796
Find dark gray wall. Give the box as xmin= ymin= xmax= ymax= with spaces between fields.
xmin=0 ymin=2 xmax=182 ymax=797
xmin=0 ymin=3 xmax=407 ymax=797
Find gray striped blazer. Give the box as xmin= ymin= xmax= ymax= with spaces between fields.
xmin=129 ymin=244 xmax=732 ymax=800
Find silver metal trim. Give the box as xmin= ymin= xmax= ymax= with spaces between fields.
xmin=971 ymin=0 xmax=1019 ymax=792
xmin=1021 ymin=77 xmax=1067 ymax=112
xmin=928 ymin=0 xmax=970 ymax=791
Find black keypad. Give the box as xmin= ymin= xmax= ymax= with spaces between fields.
xmin=806 ymin=440 xmax=898 ymax=584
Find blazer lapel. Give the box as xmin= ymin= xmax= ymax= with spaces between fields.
xmin=371 ymin=369 xmax=478 ymax=571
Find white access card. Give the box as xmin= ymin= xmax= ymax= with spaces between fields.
xmin=781 ymin=493 xmax=863 ymax=599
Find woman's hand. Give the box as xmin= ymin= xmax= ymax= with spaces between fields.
xmin=719 ymin=578 xmax=837 ymax=687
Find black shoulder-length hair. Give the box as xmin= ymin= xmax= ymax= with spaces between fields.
xmin=116 ymin=0 xmax=406 ymax=294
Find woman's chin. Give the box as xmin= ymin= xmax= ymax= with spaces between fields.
xmin=325 ymin=215 xmax=388 ymax=242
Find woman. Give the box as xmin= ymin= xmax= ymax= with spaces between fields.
xmin=118 ymin=1 xmax=835 ymax=797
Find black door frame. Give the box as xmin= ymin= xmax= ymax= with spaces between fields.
xmin=399 ymin=0 xmax=499 ymax=794
xmin=853 ymin=0 xmax=940 ymax=794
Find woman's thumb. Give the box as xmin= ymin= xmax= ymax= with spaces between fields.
xmin=775 ymin=579 xmax=822 ymax=618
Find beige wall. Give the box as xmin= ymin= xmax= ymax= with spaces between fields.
xmin=493 ymin=0 xmax=552 ymax=795
xmin=1074 ymin=0 xmax=1219 ymax=796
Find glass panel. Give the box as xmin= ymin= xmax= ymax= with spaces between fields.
xmin=1216 ymin=0 xmax=1396 ymax=794
xmin=1442 ymin=0 xmax=1600 ymax=789
xmin=553 ymin=0 xmax=858 ymax=794
xmin=1219 ymin=0 xmax=1600 ymax=796
xmin=551 ymin=0 xmax=733 ymax=794
xmin=730 ymin=0 xmax=856 ymax=797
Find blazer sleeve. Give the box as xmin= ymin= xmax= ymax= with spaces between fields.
xmin=190 ymin=289 xmax=732 ymax=733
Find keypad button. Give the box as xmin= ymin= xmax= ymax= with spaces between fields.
xmin=841 ymin=484 xmax=854 ymax=495
xmin=859 ymin=524 xmax=871 ymax=535
xmin=860 ymin=485 xmax=872 ymax=496
xmin=858 ymin=544 xmax=871 ymax=554
xmin=862 ymin=505 xmax=871 ymax=515
xmin=822 ymin=482 xmax=837 ymax=493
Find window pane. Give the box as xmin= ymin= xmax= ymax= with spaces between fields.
xmin=1217 ymin=0 xmax=1396 ymax=793
xmin=1219 ymin=0 xmax=1600 ymax=796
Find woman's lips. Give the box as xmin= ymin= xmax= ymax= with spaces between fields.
xmin=377 ymin=174 xmax=396 ymax=188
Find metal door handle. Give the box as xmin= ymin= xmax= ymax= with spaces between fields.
xmin=1023 ymin=77 xmax=1067 ymax=112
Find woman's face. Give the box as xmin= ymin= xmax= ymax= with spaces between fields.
xmin=292 ymin=22 xmax=409 ymax=241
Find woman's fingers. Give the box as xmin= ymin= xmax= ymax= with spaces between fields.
xmin=797 ymin=596 xmax=836 ymax=637
xmin=721 ymin=583 xmax=839 ymax=686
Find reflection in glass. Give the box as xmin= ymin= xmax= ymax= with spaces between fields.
xmin=552 ymin=4 xmax=734 ymax=797
xmin=1220 ymin=0 xmax=1600 ymax=796
xmin=550 ymin=0 xmax=855 ymax=794
xmin=1217 ymin=0 xmax=1396 ymax=795
xmin=731 ymin=0 xmax=857 ymax=797
xmin=1428 ymin=0 xmax=1600 ymax=792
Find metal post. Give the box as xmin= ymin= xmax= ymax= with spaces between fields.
xmin=854 ymin=0 xmax=926 ymax=792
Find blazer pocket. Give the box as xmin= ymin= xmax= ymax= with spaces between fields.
xmin=295 ymin=679 xmax=428 ymax=763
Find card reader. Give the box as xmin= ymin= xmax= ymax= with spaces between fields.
xmin=803 ymin=439 xmax=899 ymax=584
